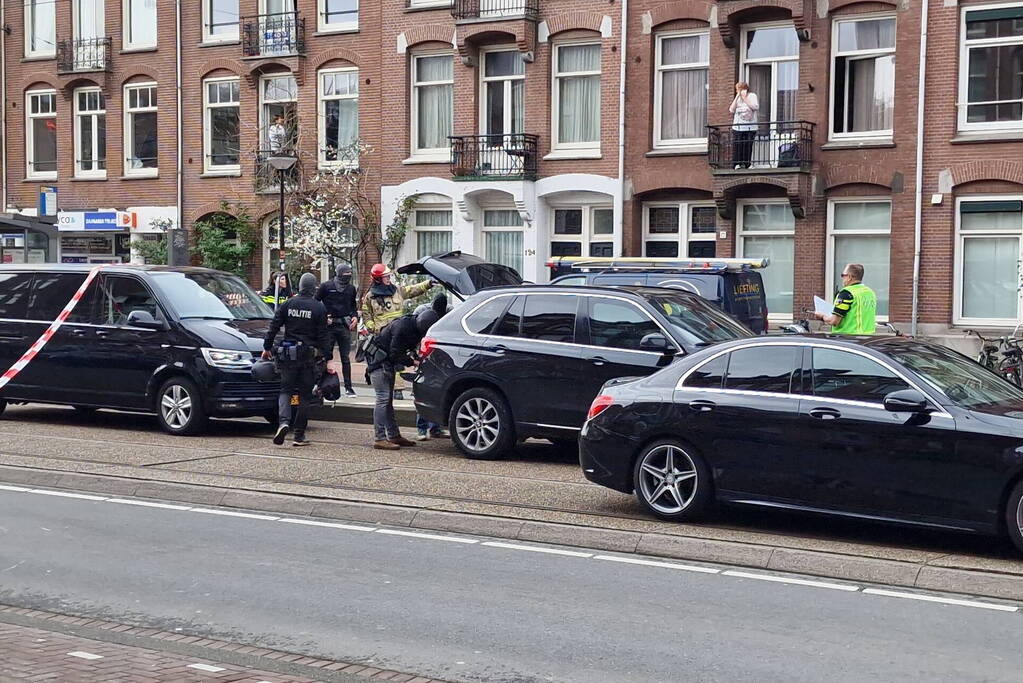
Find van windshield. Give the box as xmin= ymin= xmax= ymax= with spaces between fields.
xmin=149 ymin=272 xmax=273 ymax=320
xmin=647 ymin=292 xmax=753 ymax=347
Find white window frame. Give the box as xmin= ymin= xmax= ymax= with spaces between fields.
xmin=825 ymin=198 xmax=891 ymax=323
xmin=958 ymin=2 xmax=1023 ymax=133
xmin=551 ymin=40 xmax=602 ymax=153
xmin=412 ymin=205 xmax=455 ymax=259
xmin=408 ymin=0 xmax=450 ymax=7
xmin=739 ymin=21 xmax=800 ymax=127
xmin=122 ymin=0 xmax=158 ymax=50
xmin=25 ymin=89 xmax=57 ymax=180
xmin=829 ymin=14 xmax=896 ymax=141
xmin=653 ymin=30 xmax=709 ymax=150
xmin=24 ymin=0 xmax=56 ymax=58
xmin=480 ymin=207 xmax=525 ymax=272
xmin=318 ymin=0 xmax=358 ymax=33
xmin=953 ymin=194 xmax=1023 ymax=326
xmin=73 ymin=0 xmax=105 ymax=41
xmin=641 ymin=202 xmax=717 ymax=258
xmin=123 ymin=82 xmax=158 ymax=177
xmin=202 ymin=76 xmax=241 ymax=175
xmin=260 ymin=73 xmax=298 ymax=151
xmin=736 ymin=199 xmax=794 ymax=321
xmin=202 ymin=0 xmax=239 ymax=43
xmin=549 ymin=205 xmax=615 ymax=259
xmin=318 ymin=67 xmax=359 ymax=169
xmin=73 ymin=87 xmax=106 ymax=179
xmin=410 ymin=51 xmax=454 ymax=161
xmin=478 ymin=47 xmax=525 ymax=136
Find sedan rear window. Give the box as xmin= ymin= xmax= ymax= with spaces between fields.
xmin=811 ymin=348 xmax=909 ymax=404
xmin=726 ymin=346 xmax=797 ymax=394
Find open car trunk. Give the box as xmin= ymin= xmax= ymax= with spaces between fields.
xmin=397 ymin=251 xmax=523 ymax=299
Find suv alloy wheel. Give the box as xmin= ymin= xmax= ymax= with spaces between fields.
xmin=156 ymin=377 xmax=208 ymax=436
xmin=449 ymin=387 xmax=515 ymax=460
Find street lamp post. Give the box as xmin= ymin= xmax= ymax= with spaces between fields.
xmin=267 ymin=154 xmax=298 ymax=311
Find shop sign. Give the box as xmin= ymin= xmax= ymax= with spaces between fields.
xmin=57 ymin=211 xmax=121 ymax=232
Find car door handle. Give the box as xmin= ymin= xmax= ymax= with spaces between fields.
xmin=689 ymin=399 xmax=716 ymax=413
xmin=586 ymin=356 xmax=608 ymax=366
xmin=809 ymin=407 xmax=842 ymax=420
xmin=95 ymin=329 xmax=111 ymax=338
xmin=71 ymin=329 xmax=87 ymax=337
xmin=0 ymin=334 xmax=23 ymax=341
xmin=490 ymin=344 xmax=506 ymax=355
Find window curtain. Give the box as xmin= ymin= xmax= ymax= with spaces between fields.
xmin=29 ymin=0 xmax=55 ymax=52
xmin=486 ymin=231 xmax=523 ymax=274
xmin=558 ymin=45 xmax=601 ymax=143
xmin=417 ymin=57 xmax=453 ymax=150
xmin=962 ymin=237 xmax=1019 ymax=319
xmin=662 ymin=69 xmax=708 ymax=139
xmin=742 ymin=236 xmax=794 ymax=314
xmin=129 ymin=0 xmax=158 ymax=45
xmin=417 ymin=231 xmax=452 ymax=259
xmin=850 ymin=56 xmax=894 ymax=131
xmin=849 ymin=18 xmax=896 ymax=51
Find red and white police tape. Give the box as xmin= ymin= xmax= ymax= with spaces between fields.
xmin=0 ymin=265 xmax=105 ymax=392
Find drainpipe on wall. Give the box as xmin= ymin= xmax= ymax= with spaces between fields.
xmin=2 ymin=0 xmax=8 ymax=213
xmin=174 ymin=0 xmax=184 ymax=266
xmin=910 ymin=0 xmax=930 ymax=337
xmin=616 ymin=0 xmax=628 ymax=256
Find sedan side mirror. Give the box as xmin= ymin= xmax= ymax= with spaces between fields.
xmin=639 ymin=333 xmax=677 ymax=356
xmin=884 ymin=389 xmax=931 ymax=413
xmin=126 ymin=309 xmax=164 ymax=330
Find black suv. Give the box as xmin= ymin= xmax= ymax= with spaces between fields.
xmin=548 ymin=257 xmax=769 ymax=334
xmin=0 ymin=265 xmax=278 ymax=435
xmin=413 ymin=284 xmax=753 ymax=459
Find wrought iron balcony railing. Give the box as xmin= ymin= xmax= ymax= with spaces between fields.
xmin=450 ymin=134 xmax=538 ymax=181
xmin=57 ymin=37 xmax=112 ymax=73
xmin=254 ymin=149 xmax=301 ymax=193
xmin=707 ymin=121 xmax=815 ymax=172
xmin=242 ymin=12 xmax=306 ymax=57
xmin=451 ymin=0 xmax=540 ymax=21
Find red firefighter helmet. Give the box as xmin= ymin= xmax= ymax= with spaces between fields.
xmin=370 ymin=263 xmax=392 ymax=280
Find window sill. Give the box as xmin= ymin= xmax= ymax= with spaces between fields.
xmin=120 ymin=46 xmax=158 ymax=54
xmin=24 ymin=175 xmax=57 ymax=182
xmin=71 ymin=176 xmax=107 ymax=182
xmin=21 ymin=55 xmax=56 ymax=63
xmin=198 ymin=40 xmax=241 ymax=48
xmin=821 ymin=139 xmax=895 ymax=150
xmin=315 ymin=28 xmax=359 ymax=36
xmin=646 ymin=146 xmax=707 ymax=157
xmin=404 ymin=3 xmax=453 ymax=12
xmin=200 ymin=170 xmax=242 ymax=178
xmin=544 ymin=149 xmax=602 ymax=161
xmin=950 ymin=131 xmax=1023 ymax=144
xmin=403 ymin=155 xmax=449 ymax=165
xmin=120 ymin=173 xmax=159 ymax=180
xmin=318 ymin=163 xmax=360 ymax=172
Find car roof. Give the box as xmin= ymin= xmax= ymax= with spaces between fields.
xmin=706 ymin=334 xmax=932 ymax=353
xmin=471 ymin=283 xmax=703 ymax=300
xmin=0 ymin=264 xmax=235 ymax=276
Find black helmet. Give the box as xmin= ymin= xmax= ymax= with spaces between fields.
xmin=416 ymin=308 xmax=440 ymax=335
xmin=316 ymin=372 xmax=341 ymax=401
xmin=251 ymin=359 xmax=280 ymax=383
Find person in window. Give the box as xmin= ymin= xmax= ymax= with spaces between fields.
xmin=260 ymin=272 xmax=293 ymax=307
xmin=315 ymin=263 xmax=358 ymax=397
xmin=268 ymin=114 xmax=288 ymax=152
xmin=812 ymin=263 xmax=877 ymax=335
xmin=729 ymin=82 xmax=759 ymax=169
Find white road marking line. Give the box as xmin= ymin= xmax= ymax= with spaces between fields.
xmin=482 ymin=541 xmax=592 ymax=557
xmin=862 ymin=588 xmax=1019 ymax=612
xmin=189 ymin=508 xmax=280 ymax=521
xmin=594 ymin=554 xmax=720 ymax=574
xmin=375 ymin=529 xmax=478 ymax=544
xmin=723 ymin=570 xmax=859 ymax=591
xmin=0 ymin=484 xmax=31 ymax=492
xmin=30 ymin=490 xmax=106 ymax=501
xmin=67 ymin=651 xmax=103 ymax=660
xmin=187 ymin=663 xmax=226 ymax=673
xmin=278 ymin=518 xmax=376 ymax=532
xmin=106 ymin=499 xmax=191 ymax=510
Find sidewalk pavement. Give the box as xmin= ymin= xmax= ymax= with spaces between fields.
xmin=1 ymin=404 xmax=1023 ymax=602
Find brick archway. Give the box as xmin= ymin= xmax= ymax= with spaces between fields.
xmin=645 ymin=0 xmax=714 ymax=31
xmin=948 ymin=160 xmax=1023 ymax=188
xmin=718 ymin=0 xmax=808 ymax=47
xmin=309 ymin=46 xmax=363 ymax=69
xmin=823 ymin=164 xmax=893 ymax=192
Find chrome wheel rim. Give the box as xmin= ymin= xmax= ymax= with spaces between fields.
xmin=455 ymin=397 xmax=499 ymax=452
xmin=1017 ymin=496 xmax=1023 ymax=538
xmin=160 ymin=384 xmax=192 ymax=430
xmin=638 ymin=444 xmax=698 ymax=515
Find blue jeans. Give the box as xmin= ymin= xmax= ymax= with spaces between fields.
xmin=416 ymin=414 xmax=440 ymax=434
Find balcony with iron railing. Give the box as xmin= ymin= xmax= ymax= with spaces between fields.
xmin=254 ymin=149 xmax=302 ymax=193
xmin=450 ymin=134 xmax=539 ymax=181
xmin=707 ymin=121 xmax=815 ymax=173
xmin=452 ymin=0 xmax=540 ymax=22
xmin=57 ymin=37 xmax=112 ymax=74
xmin=242 ymin=12 xmax=306 ymax=58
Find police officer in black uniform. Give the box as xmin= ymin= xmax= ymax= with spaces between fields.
xmin=315 ymin=263 xmax=358 ymax=397
xmin=262 ymin=272 xmax=333 ymax=447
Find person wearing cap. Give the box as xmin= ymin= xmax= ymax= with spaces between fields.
xmin=361 ymin=263 xmax=434 ymax=335
xmin=315 ymin=263 xmax=358 ymax=397
xmin=262 ymin=272 xmax=333 ymax=447
xmin=364 ymin=295 xmax=447 ymax=450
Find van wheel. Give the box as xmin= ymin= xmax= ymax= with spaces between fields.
xmin=156 ymin=377 xmax=207 ymax=436
xmin=1005 ymin=480 xmax=1023 ymax=555
xmin=449 ymin=387 xmax=515 ymax=460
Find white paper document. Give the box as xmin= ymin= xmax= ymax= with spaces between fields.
xmin=813 ymin=296 xmax=831 ymax=317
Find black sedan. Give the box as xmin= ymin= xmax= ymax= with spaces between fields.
xmin=580 ymin=335 xmax=1023 ymax=553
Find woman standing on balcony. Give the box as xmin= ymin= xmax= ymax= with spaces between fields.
xmin=729 ymin=82 xmax=759 ymax=169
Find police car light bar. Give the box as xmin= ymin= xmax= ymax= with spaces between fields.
xmin=548 ymin=257 xmax=770 ymax=273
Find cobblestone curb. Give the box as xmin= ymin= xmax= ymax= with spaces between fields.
xmin=3 ymin=465 xmax=1023 ymax=603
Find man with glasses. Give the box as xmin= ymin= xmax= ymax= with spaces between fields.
xmin=812 ymin=263 xmax=877 ymax=334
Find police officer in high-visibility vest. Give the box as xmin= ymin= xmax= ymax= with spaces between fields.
xmin=813 ymin=263 xmax=877 ymax=334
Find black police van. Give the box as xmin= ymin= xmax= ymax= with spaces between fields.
xmin=0 ymin=265 xmax=278 ymax=435
xmin=547 ymin=257 xmax=770 ymax=334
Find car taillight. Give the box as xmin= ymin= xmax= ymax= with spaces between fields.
xmin=587 ymin=394 xmax=615 ymax=421
xmin=419 ymin=336 xmax=438 ymax=359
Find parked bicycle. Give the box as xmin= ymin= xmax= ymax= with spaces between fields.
xmin=965 ymin=329 xmax=1023 ymax=386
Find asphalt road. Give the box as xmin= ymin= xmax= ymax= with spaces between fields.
xmin=0 ymin=489 xmax=1020 ymax=682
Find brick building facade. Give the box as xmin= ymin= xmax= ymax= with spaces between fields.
xmin=3 ymin=0 xmax=1023 ymax=346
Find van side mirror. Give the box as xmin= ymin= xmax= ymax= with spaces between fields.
xmin=126 ymin=309 xmax=164 ymax=330
xmin=639 ymin=333 xmax=677 ymax=356
xmin=883 ymin=389 xmax=931 ymax=413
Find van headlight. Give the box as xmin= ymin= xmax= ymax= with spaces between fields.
xmin=201 ymin=348 xmax=254 ymax=370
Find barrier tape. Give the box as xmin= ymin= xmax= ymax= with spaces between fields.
xmin=0 ymin=265 xmax=105 ymax=392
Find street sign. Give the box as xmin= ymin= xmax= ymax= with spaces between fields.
xmin=39 ymin=187 xmax=57 ymax=217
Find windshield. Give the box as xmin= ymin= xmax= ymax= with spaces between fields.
xmin=150 ymin=271 xmax=273 ymax=320
xmin=885 ymin=341 xmax=1023 ymax=411
xmin=647 ymin=292 xmax=752 ymax=347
